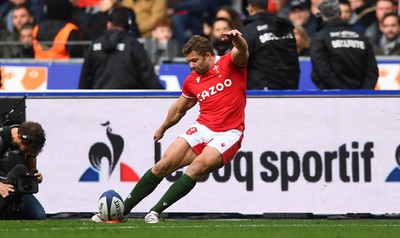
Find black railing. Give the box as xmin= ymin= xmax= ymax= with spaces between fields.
xmin=0 ymin=39 xmax=182 ymax=65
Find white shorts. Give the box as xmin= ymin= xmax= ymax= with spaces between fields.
xmin=179 ymin=122 xmax=243 ymax=165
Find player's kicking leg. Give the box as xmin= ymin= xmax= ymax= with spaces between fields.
xmin=144 ymin=127 xmax=242 ymax=223
xmin=92 ymin=138 xmax=195 ymax=223
xmin=144 ymin=146 xmax=223 ymax=223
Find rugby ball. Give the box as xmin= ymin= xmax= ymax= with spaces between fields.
xmin=98 ymin=189 xmax=125 ymax=221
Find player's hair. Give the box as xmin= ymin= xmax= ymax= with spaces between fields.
xmin=182 ymin=35 xmax=215 ymax=57
xmin=19 ymin=121 xmax=46 ymax=157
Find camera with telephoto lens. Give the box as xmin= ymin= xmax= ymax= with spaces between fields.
xmin=6 ymin=164 xmax=39 ymax=194
xmin=14 ymin=175 xmax=39 ymax=194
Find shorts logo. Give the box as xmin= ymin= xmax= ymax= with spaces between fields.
xmin=386 ymin=145 xmax=400 ymax=182
xmin=186 ymin=127 xmax=197 ymax=135
xmin=221 ymin=143 xmax=225 ymax=147
xmin=79 ymin=121 xmax=140 ymax=182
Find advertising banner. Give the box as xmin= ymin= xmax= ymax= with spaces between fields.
xmin=25 ymin=96 xmax=400 ymax=214
xmin=1 ymin=66 xmax=48 ymax=91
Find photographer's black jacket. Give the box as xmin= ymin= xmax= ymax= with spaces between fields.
xmin=309 ymin=18 xmax=378 ymax=89
xmin=0 ymin=126 xmax=28 ymax=182
xmin=0 ymin=126 xmax=11 ymax=157
xmin=241 ymin=12 xmax=300 ymax=90
xmin=79 ymin=29 xmax=164 ymax=89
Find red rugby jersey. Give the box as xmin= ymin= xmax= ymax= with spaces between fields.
xmin=182 ymin=52 xmax=247 ymax=132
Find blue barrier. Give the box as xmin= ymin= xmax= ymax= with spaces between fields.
xmin=158 ymin=59 xmax=317 ymax=90
xmin=299 ymin=59 xmax=316 ymax=90
xmin=47 ymin=63 xmax=81 ymax=89
xmin=0 ymin=58 xmax=397 ymax=91
xmin=1 ymin=90 xmax=400 ymax=97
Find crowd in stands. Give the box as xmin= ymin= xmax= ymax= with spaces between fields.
xmin=0 ymin=0 xmax=399 ymax=89
xmin=0 ymin=0 xmax=399 ymax=58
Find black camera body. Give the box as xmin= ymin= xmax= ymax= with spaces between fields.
xmin=4 ymin=164 xmax=39 ymax=195
xmin=15 ymin=175 xmax=38 ymax=194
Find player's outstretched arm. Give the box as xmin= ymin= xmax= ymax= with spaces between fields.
xmin=222 ymin=29 xmax=249 ymax=66
xmin=154 ymin=96 xmax=197 ymax=142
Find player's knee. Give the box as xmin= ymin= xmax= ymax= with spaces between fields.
xmin=186 ymin=160 xmax=209 ymax=180
xmin=152 ymin=157 xmax=173 ymax=177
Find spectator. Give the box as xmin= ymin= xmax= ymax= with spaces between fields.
xmin=309 ymin=0 xmax=378 ymax=89
xmin=167 ymin=0 xmax=215 ymax=45
xmin=241 ymin=0 xmax=300 ymax=90
xmin=75 ymin=0 xmax=100 ymax=9
xmin=0 ymin=21 xmax=19 ymax=58
xmin=32 ymin=0 xmax=83 ymax=59
xmin=375 ymin=0 xmax=396 ymax=28
xmin=0 ymin=21 xmax=12 ymax=41
xmin=374 ymin=13 xmax=400 ymax=55
xmin=18 ymin=23 xmax=35 ymax=58
xmin=269 ymin=0 xmax=288 ymax=17
xmin=70 ymin=0 xmax=101 ymax=40
xmin=89 ymin=0 xmax=140 ymax=40
xmin=339 ymin=0 xmax=353 ymax=23
xmin=310 ymin=0 xmax=322 ymax=15
xmin=12 ymin=5 xmax=34 ymax=37
xmin=150 ymin=17 xmax=178 ymax=64
xmin=122 ymin=0 xmax=167 ymax=37
xmin=288 ymin=0 xmax=318 ymax=37
xmin=152 ymin=17 xmax=174 ymax=41
xmin=0 ymin=0 xmax=44 ymax=33
xmin=204 ymin=6 xmax=243 ymax=38
xmin=348 ymin=0 xmax=377 ymax=38
xmin=210 ymin=18 xmax=233 ymax=55
xmin=215 ymin=5 xmax=243 ymax=30
xmin=367 ymin=0 xmax=396 ymax=44
xmin=79 ymin=7 xmax=164 ymax=89
xmin=293 ymin=23 xmax=311 ymax=56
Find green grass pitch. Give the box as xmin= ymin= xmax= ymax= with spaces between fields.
xmin=1 ymin=219 xmax=400 ymax=238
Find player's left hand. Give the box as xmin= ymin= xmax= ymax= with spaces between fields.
xmin=154 ymin=127 xmax=165 ymax=143
xmin=221 ymin=29 xmax=242 ymax=42
xmin=34 ymin=172 xmax=43 ymax=183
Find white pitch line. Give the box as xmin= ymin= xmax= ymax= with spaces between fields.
xmin=1 ymin=223 xmax=400 ymax=232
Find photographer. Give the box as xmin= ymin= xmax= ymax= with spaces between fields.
xmin=0 ymin=121 xmax=46 ymax=220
